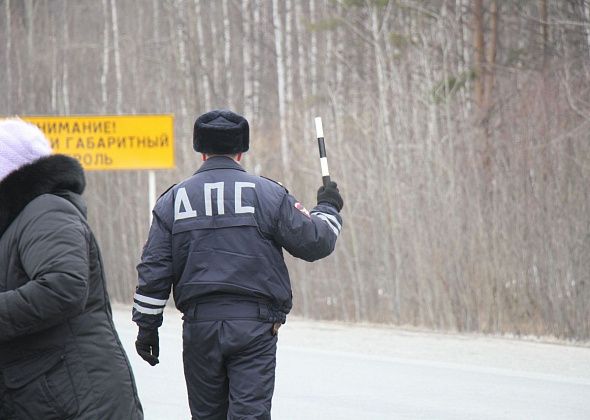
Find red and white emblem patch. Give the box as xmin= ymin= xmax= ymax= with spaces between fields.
xmin=294 ymin=202 xmax=311 ymax=218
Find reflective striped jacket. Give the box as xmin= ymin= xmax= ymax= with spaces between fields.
xmin=132 ymin=156 xmax=342 ymax=329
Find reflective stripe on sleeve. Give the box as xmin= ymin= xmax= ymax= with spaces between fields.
xmin=134 ymin=293 xmax=168 ymax=307
xmin=133 ymin=303 xmax=165 ymax=315
xmin=311 ymin=212 xmax=340 ymax=236
xmin=314 ymin=212 xmax=341 ymax=230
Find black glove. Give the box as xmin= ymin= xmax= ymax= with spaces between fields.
xmin=135 ymin=328 xmax=159 ymax=366
xmin=317 ymin=181 xmax=343 ymax=212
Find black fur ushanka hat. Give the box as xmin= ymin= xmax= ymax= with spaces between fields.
xmin=193 ymin=109 xmax=249 ymax=154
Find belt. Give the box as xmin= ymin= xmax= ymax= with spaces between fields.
xmin=184 ymin=299 xmax=286 ymax=324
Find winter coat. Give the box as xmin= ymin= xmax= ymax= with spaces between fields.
xmin=133 ymin=156 xmax=342 ymax=330
xmin=0 ymin=155 xmax=143 ymax=420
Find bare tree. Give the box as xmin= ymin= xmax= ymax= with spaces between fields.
xmin=2 ymin=0 xmax=590 ymax=339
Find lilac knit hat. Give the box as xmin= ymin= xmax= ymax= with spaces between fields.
xmin=0 ymin=118 xmax=52 ymax=181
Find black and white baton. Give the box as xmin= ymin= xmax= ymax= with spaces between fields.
xmin=314 ymin=117 xmax=331 ymax=187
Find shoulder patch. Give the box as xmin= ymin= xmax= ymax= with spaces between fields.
xmin=260 ymin=176 xmax=289 ymax=193
xmin=294 ymin=202 xmax=311 ymax=218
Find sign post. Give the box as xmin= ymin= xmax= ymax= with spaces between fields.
xmin=148 ymin=170 xmax=156 ymax=223
xmin=23 ymin=114 xmax=175 ymax=223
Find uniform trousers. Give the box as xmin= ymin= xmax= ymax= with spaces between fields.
xmin=182 ymin=301 xmax=278 ymax=420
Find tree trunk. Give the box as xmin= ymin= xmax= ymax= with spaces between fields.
xmin=242 ymin=0 xmax=252 ymax=116
xmin=24 ymin=0 xmax=34 ymax=108
xmin=110 ymin=0 xmax=122 ymax=114
xmin=61 ymin=0 xmax=70 ymax=114
xmin=210 ymin=4 xmax=221 ymax=102
xmin=5 ymin=0 xmax=12 ymax=110
xmin=50 ymin=6 xmax=57 ymax=112
xmin=174 ymin=0 xmax=189 ymax=122
xmin=310 ymin=0 xmax=318 ymax=97
xmin=540 ymin=0 xmax=548 ymax=68
xmin=472 ymin=0 xmax=485 ymax=109
xmin=252 ymin=1 xmax=261 ymax=114
xmin=484 ymin=0 xmax=498 ymax=110
xmin=294 ymin=0 xmax=306 ymax=99
xmin=272 ymin=0 xmax=290 ymax=182
xmin=195 ymin=0 xmax=212 ymax=109
xmin=285 ymin=0 xmax=293 ymax=107
xmin=101 ymin=0 xmax=110 ymax=113
xmin=222 ymin=0 xmax=233 ymax=109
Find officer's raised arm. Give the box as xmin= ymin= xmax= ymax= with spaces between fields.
xmin=275 ymin=181 xmax=343 ymax=262
xmin=132 ymin=191 xmax=174 ymax=366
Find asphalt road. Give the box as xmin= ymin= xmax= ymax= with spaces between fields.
xmin=112 ymin=306 xmax=590 ymax=420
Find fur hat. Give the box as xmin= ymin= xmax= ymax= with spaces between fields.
xmin=193 ymin=109 xmax=249 ymax=154
xmin=0 ymin=118 xmax=52 ymax=181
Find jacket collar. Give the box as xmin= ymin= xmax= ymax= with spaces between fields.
xmin=0 ymin=155 xmax=86 ymax=236
xmin=195 ymin=156 xmax=246 ymax=174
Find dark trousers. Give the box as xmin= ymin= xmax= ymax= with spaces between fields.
xmin=182 ymin=302 xmax=278 ymax=420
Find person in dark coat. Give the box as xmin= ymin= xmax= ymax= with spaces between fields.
xmin=0 ymin=118 xmax=143 ymax=420
xmin=133 ymin=109 xmax=344 ymax=419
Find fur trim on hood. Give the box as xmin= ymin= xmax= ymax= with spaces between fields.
xmin=0 ymin=155 xmax=85 ymax=236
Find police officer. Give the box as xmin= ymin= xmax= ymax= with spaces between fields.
xmin=132 ymin=109 xmax=343 ymax=419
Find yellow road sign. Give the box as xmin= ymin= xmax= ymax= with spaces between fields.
xmin=22 ymin=114 xmax=175 ymax=170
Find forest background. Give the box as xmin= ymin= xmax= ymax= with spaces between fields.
xmin=2 ymin=0 xmax=589 ymax=339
